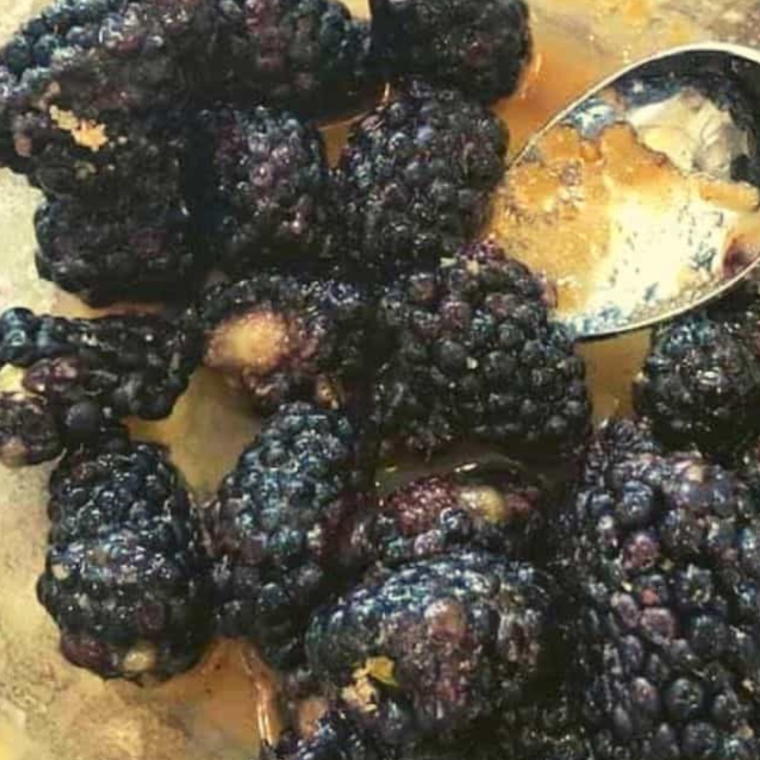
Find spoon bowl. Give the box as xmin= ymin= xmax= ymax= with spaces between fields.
xmin=493 ymin=43 xmax=760 ymax=339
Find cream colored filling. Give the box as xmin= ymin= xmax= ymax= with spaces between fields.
xmin=458 ymin=485 xmax=512 ymax=524
xmin=0 ymin=368 xmax=27 ymax=394
xmin=121 ymin=642 xmax=158 ymax=675
xmin=206 ymin=311 xmax=290 ymax=376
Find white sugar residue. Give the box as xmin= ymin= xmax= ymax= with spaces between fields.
xmin=575 ymin=183 xmax=744 ymax=335
xmin=628 ymin=87 xmax=750 ymax=180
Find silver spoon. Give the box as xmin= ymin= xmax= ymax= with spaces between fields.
xmin=493 ymin=42 xmax=760 ymax=340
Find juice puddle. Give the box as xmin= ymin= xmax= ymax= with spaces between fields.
xmin=495 ymin=19 xmax=612 ymax=156
xmin=129 ymin=370 xmax=259 ymax=498
xmin=145 ymin=642 xmax=281 ymax=758
xmin=578 ymin=331 xmax=651 ymax=421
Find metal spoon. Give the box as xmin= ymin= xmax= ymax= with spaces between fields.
xmin=492 ymin=42 xmax=760 ymax=339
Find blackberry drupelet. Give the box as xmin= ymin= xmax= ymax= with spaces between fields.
xmin=306 ymin=552 xmax=556 ymax=747
xmin=191 ymin=107 xmax=332 ymax=277
xmin=209 ymin=0 xmax=378 ymax=117
xmin=369 ymin=0 xmax=532 ymax=103
xmin=37 ymin=441 xmax=213 ymax=682
xmin=35 ymin=192 xmax=201 ymax=307
xmin=333 ymin=81 xmax=507 ymax=278
xmin=0 ymin=392 xmax=62 ymax=467
xmin=359 ymin=462 xmax=547 ymax=568
xmin=193 ymin=275 xmax=373 ymax=414
xmin=374 ymin=240 xmax=591 ymax=460
xmin=634 ymin=312 xmax=760 ymax=459
xmin=555 ymin=420 xmax=760 ymax=760
xmin=0 ymin=0 xmax=212 ymax=177
xmin=0 ymin=307 xmax=201 ymax=464
xmin=207 ymin=403 xmax=374 ymax=669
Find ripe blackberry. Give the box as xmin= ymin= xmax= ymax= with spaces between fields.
xmin=0 ymin=307 xmax=201 ymax=418
xmin=634 ymin=312 xmax=760 ymax=459
xmin=22 ymin=109 xmax=189 ymax=201
xmin=305 ymin=552 xmax=556 ymax=746
xmin=333 ymin=81 xmax=507 ymax=278
xmin=207 ymin=403 xmax=374 ymax=669
xmin=555 ymin=421 xmax=760 ymax=760
xmin=37 ymin=441 xmax=213 ymax=682
xmin=0 ymin=0 xmax=212 ymax=177
xmin=0 ymin=392 xmax=62 ymax=467
xmin=191 ymin=107 xmax=332 ymax=277
xmin=358 ymin=462 xmax=547 ymax=569
xmin=0 ymin=308 xmax=201 ymax=463
xmin=374 ymin=240 xmax=591 ymax=461
xmin=208 ymin=0 xmax=379 ymax=117
xmin=35 ymin=193 xmax=201 ymax=307
xmin=369 ymin=0 xmax=532 ymax=103
xmin=193 ymin=274 xmax=374 ymax=414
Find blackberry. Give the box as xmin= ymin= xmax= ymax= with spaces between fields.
xmin=634 ymin=312 xmax=760 ymax=459
xmin=208 ymin=0 xmax=379 ymax=117
xmin=35 ymin=193 xmax=202 ymax=307
xmin=333 ymin=81 xmax=507 ymax=278
xmin=207 ymin=403 xmax=374 ymax=669
xmin=191 ymin=107 xmax=332 ymax=277
xmin=37 ymin=441 xmax=213 ymax=682
xmin=374 ymin=240 xmax=591 ymax=460
xmin=554 ymin=421 xmax=760 ymax=760
xmin=370 ymin=0 xmax=532 ymax=103
xmin=0 ymin=0 xmax=212 ymax=177
xmin=305 ymin=552 xmax=556 ymax=747
xmin=0 ymin=308 xmax=201 ymax=462
xmin=193 ymin=274 xmax=373 ymax=414
xmin=0 ymin=307 xmax=201 ymax=418
xmin=0 ymin=392 xmax=62 ymax=467
xmin=22 ymin=109 xmax=189 ymax=201
xmin=358 ymin=462 xmax=547 ymax=569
